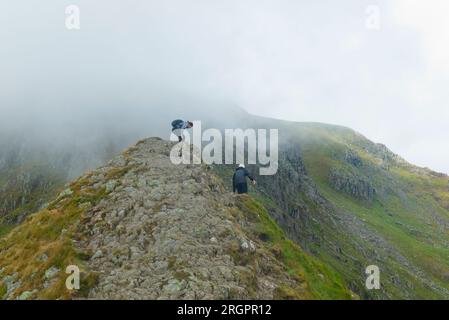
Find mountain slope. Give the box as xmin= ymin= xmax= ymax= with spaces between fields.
xmin=0 ymin=138 xmax=352 ymax=300
xmin=296 ymin=123 xmax=449 ymax=298
xmin=219 ymin=118 xmax=449 ymax=299
xmin=2 ymin=111 xmax=449 ymax=300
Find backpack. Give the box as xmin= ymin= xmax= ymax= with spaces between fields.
xmin=171 ymin=119 xmax=184 ymax=129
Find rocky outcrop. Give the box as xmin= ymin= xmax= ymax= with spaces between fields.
xmin=329 ymin=168 xmax=376 ymax=201
xmin=344 ymin=149 xmax=363 ymax=168
xmin=253 ymin=143 xmax=312 ymax=216
xmin=75 ymin=138 xmax=304 ymax=299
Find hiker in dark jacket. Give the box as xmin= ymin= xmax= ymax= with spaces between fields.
xmin=171 ymin=119 xmax=193 ymax=142
xmin=233 ymin=164 xmax=256 ymax=194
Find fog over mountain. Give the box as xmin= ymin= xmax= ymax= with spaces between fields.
xmin=3 ymin=1 xmax=449 ymax=301
xmin=1 ymin=1 xmax=449 ymax=173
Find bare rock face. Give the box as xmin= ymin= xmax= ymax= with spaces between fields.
xmin=329 ymin=168 xmax=376 ymax=201
xmin=73 ymin=138 xmax=302 ymax=299
xmin=344 ymin=149 xmax=363 ymax=168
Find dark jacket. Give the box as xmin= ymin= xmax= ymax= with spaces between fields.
xmin=233 ymin=167 xmax=254 ymax=192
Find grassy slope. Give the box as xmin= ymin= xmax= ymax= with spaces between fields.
xmin=237 ymin=196 xmax=353 ymax=299
xmin=0 ymin=173 xmax=106 ymax=300
xmin=214 ymin=164 xmax=354 ymax=299
xmin=292 ymin=123 xmax=449 ymax=297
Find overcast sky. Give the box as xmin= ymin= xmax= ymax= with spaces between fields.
xmin=1 ymin=1 xmax=449 ymax=173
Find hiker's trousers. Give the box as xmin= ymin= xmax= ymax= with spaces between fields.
xmin=235 ymin=183 xmax=248 ymax=194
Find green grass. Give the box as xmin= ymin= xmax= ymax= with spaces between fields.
xmin=238 ymin=196 xmax=354 ymax=299
xmin=0 ymin=174 xmax=106 ymax=300
xmin=0 ymin=225 xmax=13 ymax=238
xmin=0 ymin=282 xmax=6 ymax=299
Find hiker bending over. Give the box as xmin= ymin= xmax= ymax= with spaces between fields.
xmin=233 ymin=164 xmax=256 ymax=194
xmin=171 ymin=119 xmax=193 ymax=142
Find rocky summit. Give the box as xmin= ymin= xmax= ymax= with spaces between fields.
xmin=0 ymin=137 xmax=352 ymax=300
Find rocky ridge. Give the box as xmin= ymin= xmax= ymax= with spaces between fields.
xmin=77 ymin=138 xmax=301 ymax=299
xmin=0 ymin=137 xmax=351 ymax=300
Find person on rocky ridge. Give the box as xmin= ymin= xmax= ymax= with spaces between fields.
xmin=171 ymin=119 xmax=193 ymax=142
xmin=233 ymin=164 xmax=256 ymax=194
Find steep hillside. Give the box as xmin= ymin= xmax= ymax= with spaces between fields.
xmin=295 ymin=123 xmax=449 ymax=298
xmin=0 ymin=138 xmax=352 ymax=300
xmin=217 ymin=118 xmax=449 ymax=299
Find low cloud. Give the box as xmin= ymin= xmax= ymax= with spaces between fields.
xmin=1 ymin=1 xmax=448 ymax=173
